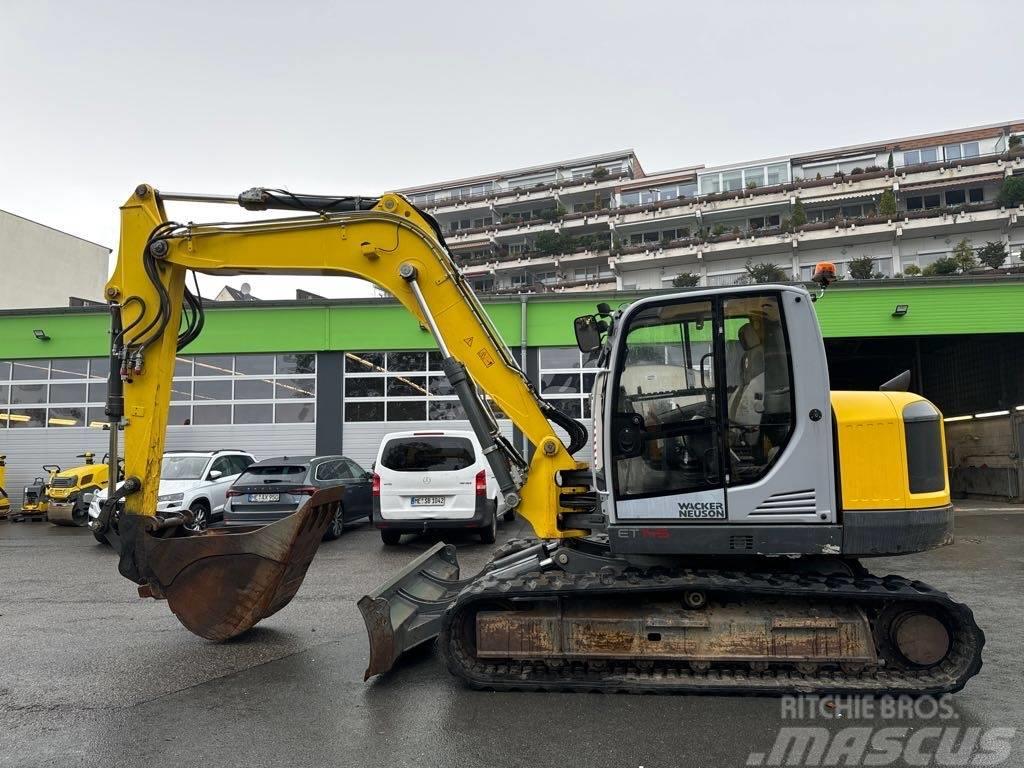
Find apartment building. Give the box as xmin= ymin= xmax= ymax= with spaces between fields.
xmin=399 ymin=120 xmax=1024 ymax=293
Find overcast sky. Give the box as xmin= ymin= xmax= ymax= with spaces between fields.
xmin=1 ymin=0 xmax=1017 ymax=299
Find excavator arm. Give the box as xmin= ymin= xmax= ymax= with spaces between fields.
xmin=98 ymin=184 xmax=589 ymax=646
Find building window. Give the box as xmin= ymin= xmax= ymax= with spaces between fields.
xmin=969 ymin=187 xmax=984 ymax=203
xmin=0 ymin=357 xmax=110 ymax=429
xmin=699 ymin=163 xmax=790 ymax=195
xmin=166 ymin=352 xmax=317 ymax=426
xmin=943 ymin=142 xmax=980 ymax=162
xmin=749 ymin=214 xmax=781 ymax=229
xmin=905 ymin=194 xmax=941 ymax=211
xmin=539 ymin=347 xmax=599 ymax=420
xmin=902 ymin=147 xmax=939 ymax=166
xmin=343 ymin=350 xmax=513 ymax=423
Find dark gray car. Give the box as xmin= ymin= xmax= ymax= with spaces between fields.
xmin=223 ymin=455 xmax=373 ymax=540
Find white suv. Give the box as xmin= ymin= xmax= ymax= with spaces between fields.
xmin=156 ymin=450 xmax=255 ymax=530
xmin=372 ymin=430 xmax=512 ymax=545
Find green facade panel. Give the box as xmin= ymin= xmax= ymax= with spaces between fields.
xmin=1 ymin=281 xmax=1021 ymax=360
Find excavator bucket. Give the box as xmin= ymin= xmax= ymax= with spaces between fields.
xmin=358 ymin=542 xmax=470 ymax=680
xmin=121 ymin=486 xmax=341 ymax=641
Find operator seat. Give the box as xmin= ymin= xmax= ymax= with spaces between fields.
xmin=728 ymin=323 xmax=765 ymax=438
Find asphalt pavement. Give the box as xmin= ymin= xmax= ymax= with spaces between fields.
xmin=1 ymin=504 xmax=1022 ymax=768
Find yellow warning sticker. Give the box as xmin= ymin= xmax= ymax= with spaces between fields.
xmin=477 ymin=348 xmax=495 ymax=368
xmin=463 ymin=336 xmax=474 ymax=347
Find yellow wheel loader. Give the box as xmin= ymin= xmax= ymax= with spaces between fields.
xmin=47 ymin=452 xmax=115 ymax=527
xmin=92 ymin=185 xmax=983 ymax=696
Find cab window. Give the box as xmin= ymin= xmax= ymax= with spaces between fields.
xmin=612 ymin=299 xmax=720 ymax=499
xmin=723 ymin=294 xmax=794 ymax=484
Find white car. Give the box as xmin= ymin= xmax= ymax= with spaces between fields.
xmin=372 ymin=430 xmax=512 ymax=546
xmin=87 ymin=450 xmax=255 ymax=535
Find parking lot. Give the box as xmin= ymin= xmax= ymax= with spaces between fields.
xmin=1 ymin=505 xmax=1022 ymax=768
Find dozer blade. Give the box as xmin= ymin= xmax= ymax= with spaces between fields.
xmin=119 ymin=486 xmax=341 ymax=641
xmin=358 ymin=542 xmax=470 ymax=680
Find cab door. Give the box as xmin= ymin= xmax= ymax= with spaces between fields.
xmin=722 ymin=291 xmax=835 ymax=523
xmin=609 ymin=297 xmax=729 ymax=522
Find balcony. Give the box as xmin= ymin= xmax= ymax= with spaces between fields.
xmin=417 ymin=169 xmax=632 ymax=216
xmin=612 ymin=148 xmax=1022 ymax=224
xmin=614 ymin=201 xmax=1020 ymax=273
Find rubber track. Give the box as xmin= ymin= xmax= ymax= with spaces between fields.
xmin=439 ymin=565 xmax=985 ymax=695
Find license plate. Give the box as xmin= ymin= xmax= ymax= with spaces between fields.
xmin=411 ymin=496 xmax=445 ymax=506
xmin=248 ymin=493 xmax=280 ymax=503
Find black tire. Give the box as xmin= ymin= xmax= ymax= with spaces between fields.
xmin=479 ymin=507 xmax=497 ymax=544
xmin=185 ymin=500 xmax=209 ymax=532
xmin=323 ymin=504 xmax=345 ymax=541
xmin=381 ymin=529 xmax=402 ymax=546
xmin=92 ymin=529 xmax=110 ymax=546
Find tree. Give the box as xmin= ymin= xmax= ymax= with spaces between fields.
xmin=591 ymin=166 xmax=609 ymax=181
xmin=847 ymin=256 xmax=876 ymax=280
xmin=672 ymin=272 xmax=700 ymax=288
xmin=879 ymin=189 xmax=898 ymax=217
xmin=903 ymin=264 xmax=922 ymax=276
xmin=1010 ymin=135 xmax=1022 ymax=150
xmin=887 ymin=151 xmax=894 ymax=170
xmin=952 ymin=239 xmax=976 ymax=272
xmin=978 ymin=241 xmax=1008 ymax=270
xmin=745 ymin=260 xmax=789 ymax=283
xmin=921 ymin=257 xmax=960 ymax=276
xmin=791 ymin=197 xmax=807 ymax=228
xmin=997 ymin=176 xmax=1024 ymax=208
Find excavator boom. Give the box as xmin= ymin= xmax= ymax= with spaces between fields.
xmin=99 ymin=185 xmax=587 ymax=641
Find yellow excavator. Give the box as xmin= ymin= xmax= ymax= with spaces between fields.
xmin=93 ymin=184 xmax=983 ymax=695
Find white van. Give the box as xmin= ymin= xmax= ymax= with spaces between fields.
xmin=372 ymin=430 xmax=512 ymax=545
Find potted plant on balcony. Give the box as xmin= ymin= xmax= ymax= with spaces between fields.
xmin=744 ymin=260 xmax=788 ymax=283
xmin=672 ymin=272 xmax=700 ymax=288
xmin=978 ymin=241 xmax=1008 ymax=270
xmin=997 ymin=176 xmax=1024 ymax=207
xmin=921 ymin=256 xmax=961 ymax=276
xmin=848 ymin=256 xmax=875 ymax=280
xmin=952 ymin=239 xmax=977 ymax=273
xmin=879 ymin=189 xmax=898 ymax=218
xmin=591 ymin=166 xmax=609 ymax=181
xmin=791 ymin=198 xmax=807 ymax=228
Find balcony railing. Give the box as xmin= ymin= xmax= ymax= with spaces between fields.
xmin=417 ymin=169 xmax=632 ymax=211
xmin=614 ymin=200 xmax=1016 ymax=262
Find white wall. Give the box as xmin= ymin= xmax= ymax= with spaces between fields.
xmin=0 ymin=210 xmax=110 ymax=309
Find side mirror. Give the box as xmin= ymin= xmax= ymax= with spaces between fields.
xmin=208 ymin=469 xmax=223 ymax=480
xmin=574 ymin=315 xmax=604 ymax=353
xmin=363 ymin=471 xmax=373 ymax=480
